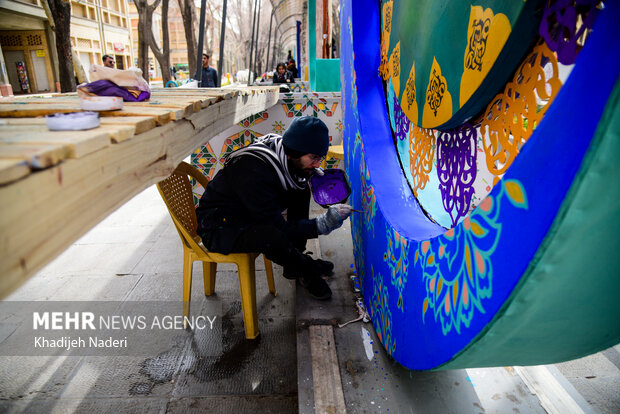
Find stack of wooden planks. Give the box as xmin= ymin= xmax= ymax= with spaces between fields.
xmin=0 ymin=86 xmax=279 ymax=297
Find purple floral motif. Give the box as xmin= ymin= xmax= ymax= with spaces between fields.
xmin=539 ymin=0 xmax=601 ymax=65
xmin=436 ymin=123 xmax=477 ymax=227
xmin=393 ymin=95 xmax=410 ymax=141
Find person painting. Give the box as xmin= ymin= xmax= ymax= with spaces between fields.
xmin=196 ymin=116 xmax=353 ymax=300
xmin=194 ymin=53 xmax=218 ymax=87
xmin=273 ymin=63 xmax=294 ymax=84
xmin=102 ymin=54 xmax=115 ymax=69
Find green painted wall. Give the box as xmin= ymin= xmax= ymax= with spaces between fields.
xmin=314 ymin=59 xmax=341 ymax=91
xmin=308 ymin=0 xmax=317 ymax=90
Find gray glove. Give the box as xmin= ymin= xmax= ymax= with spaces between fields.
xmin=316 ymin=204 xmax=353 ymax=235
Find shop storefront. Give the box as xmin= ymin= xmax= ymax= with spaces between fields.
xmin=0 ymin=30 xmax=54 ymax=94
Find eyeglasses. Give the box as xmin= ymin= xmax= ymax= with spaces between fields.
xmin=308 ymin=154 xmax=326 ymax=163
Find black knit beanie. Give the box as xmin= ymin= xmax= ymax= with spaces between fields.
xmin=282 ymin=116 xmax=329 ymax=156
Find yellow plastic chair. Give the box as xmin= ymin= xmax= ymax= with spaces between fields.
xmin=321 ymin=144 xmax=344 ymax=169
xmin=156 ymin=161 xmax=276 ymax=339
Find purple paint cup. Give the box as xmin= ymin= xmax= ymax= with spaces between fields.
xmin=310 ymin=168 xmax=351 ymax=207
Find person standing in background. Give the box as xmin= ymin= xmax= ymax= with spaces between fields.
xmin=194 ymin=53 xmax=218 ymax=87
xmin=102 ymin=55 xmax=115 ymax=68
xmin=287 ymin=59 xmax=299 ymax=79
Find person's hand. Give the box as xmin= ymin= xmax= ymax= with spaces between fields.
xmin=316 ymin=204 xmax=353 ymax=235
xmin=333 ymin=204 xmax=353 ymax=219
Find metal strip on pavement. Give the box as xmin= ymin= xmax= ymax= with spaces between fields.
xmin=514 ymin=365 xmax=595 ymax=414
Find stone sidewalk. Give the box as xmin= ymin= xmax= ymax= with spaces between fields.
xmin=0 ymin=185 xmax=298 ymax=413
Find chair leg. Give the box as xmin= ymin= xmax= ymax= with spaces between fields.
xmin=203 ymin=262 xmax=217 ymax=295
xmin=182 ymin=248 xmax=193 ymax=324
xmin=263 ymin=256 xmax=277 ymax=296
xmin=237 ymin=257 xmax=259 ymax=339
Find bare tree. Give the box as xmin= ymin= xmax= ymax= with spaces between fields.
xmin=42 ymin=0 xmax=75 ymax=92
xmin=224 ymin=0 xmax=272 ymax=73
xmin=134 ymin=0 xmax=161 ymax=82
xmin=150 ymin=0 xmax=171 ymax=85
xmin=177 ymin=0 xmax=198 ymax=76
xmin=175 ymin=0 xmax=271 ymax=78
xmin=205 ymin=1 xmax=216 ymax=55
xmin=331 ymin=0 xmax=340 ymax=58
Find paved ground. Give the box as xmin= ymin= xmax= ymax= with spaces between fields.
xmin=297 ymin=215 xmax=620 ymax=414
xmin=0 ymin=184 xmax=618 ymax=413
xmin=0 ymin=185 xmax=297 ymax=413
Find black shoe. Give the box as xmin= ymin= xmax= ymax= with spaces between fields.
xmin=283 ymin=252 xmax=333 ymax=280
xmin=286 ymin=259 xmax=333 ymax=279
xmin=314 ymin=257 xmax=334 ymax=276
xmin=283 ymin=265 xmax=298 ymax=280
xmin=302 ymin=252 xmax=335 ymax=276
xmin=299 ymin=274 xmax=332 ymax=300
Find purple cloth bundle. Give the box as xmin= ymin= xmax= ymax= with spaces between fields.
xmin=78 ymin=79 xmax=150 ymax=102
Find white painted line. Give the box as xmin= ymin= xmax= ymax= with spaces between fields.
xmin=361 ymin=326 xmax=374 ymax=360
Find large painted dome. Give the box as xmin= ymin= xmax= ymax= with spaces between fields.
xmin=340 ymin=0 xmax=620 ymax=370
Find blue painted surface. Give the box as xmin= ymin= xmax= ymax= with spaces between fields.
xmin=341 ymin=0 xmax=620 ymax=369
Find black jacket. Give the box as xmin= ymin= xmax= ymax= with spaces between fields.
xmin=194 ymin=66 xmax=218 ymax=87
xmin=196 ymin=155 xmax=318 ymax=253
xmin=273 ymin=70 xmax=294 ymax=84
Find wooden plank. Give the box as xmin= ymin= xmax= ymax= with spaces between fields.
xmin=0 ymin=128 xmax=110 ymax=157
xmin=0 ymin=123 xmax=128 ymax=146
xmin=309 ymin=325 xmax=347 ymax=414
xmin=123 ymin=101 xmax=187 ymax=120
xmin=12 ymin=97 xmax=198 ymax=120
xmin=97 ymin=124 xmax=135 ymax=143
xmin=99 ymin=116 xmax=156 ymax=135
xmin=98 ymin=108 xmax=172 ymax=125
xmin=150 ymin=88 xmax=236 ymax=101
xmin=0 ymin=159 xmax=30 ymax=184
xmin=514 ymin=366 xmax=589 ymax=414
xmin=10 ymin=97 xmax=80 ymax=104
xmin=151 ymin=87 xmax=237 ymax=95
xmin=146 ymin=97 xmax=203 ymax=113
xmin=0 ymin=118 xmax=137 ymax=143
xmin=0 ymin=143 xmax=70 ymax=168
xmin=0 ymin=103 xmax=84 ymax=117
xmin=0 ymin=103 xmax=172 ymax=125
xmin=0 ymin=86 xmax=279 ymax=298
xmin=0 ymin=115 xmax=155 ymax=135
xmin=137 ymin=93 xmax=218 ymax=109
xmin=0 ymin=117 xmax=47 ymax=125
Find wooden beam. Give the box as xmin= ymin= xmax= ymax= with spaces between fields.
xmin=0 ymin=87 xmax=279 ymax=298
xmin=0 ymin=103 xmax=173 ymax=125
xmin=0 ymin=128 xmax=111 ymax=157
xmin=309 ymin=325 xmax=347 ymax=414
xmin=0 ymin=159 xmax=30 ymax=184
xmin=98 ymin=116 xmax=156 ymax=135
xmin=0 ymin=119 xmax=138 ymax=143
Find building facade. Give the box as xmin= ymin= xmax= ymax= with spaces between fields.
xmin=0 ymin=0 xmax=133 ymax=95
